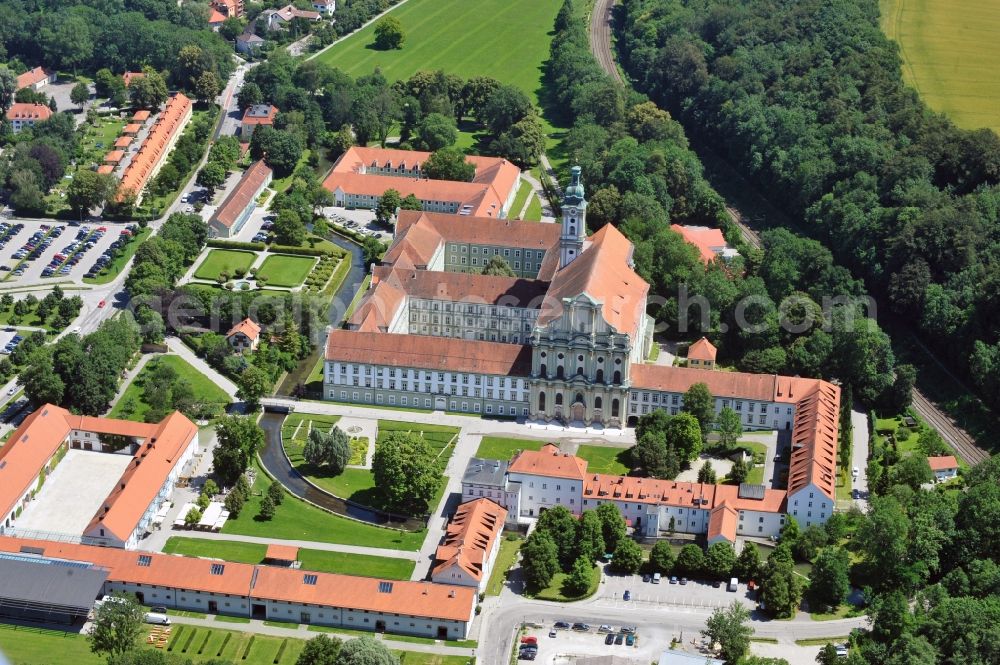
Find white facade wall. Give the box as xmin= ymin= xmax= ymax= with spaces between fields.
xmin=627 ymin=390 xmax=795 ymax=431
xmin=431 ymin=530 xmax=503 ymax=592
xmin=507 ymin=472 xmax=582 ymax=517
xmin=736 ymin=509 xmax=785 ymax=539
xmin=788 ymin=483 xmax=833 ymax=528
xmin=461 ymin=482 xmax=520 ymax=519
xmin=105 ymin=581 xmax=250 ymax=616
xmin=257 ymin=598 xmax=471 ymax=639
xmin=933 ymin=467 xmax=957 ymax=482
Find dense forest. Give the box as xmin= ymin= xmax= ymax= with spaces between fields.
xmin=0 ymin=0 xmax=234 ymax=84
xmin=546 ymin=0 xmax=907 ymax=408
xmin=617 ymin=0 xmax=1000 ymax=412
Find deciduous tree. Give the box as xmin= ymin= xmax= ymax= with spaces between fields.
xmin=89 ymin=593 xmax=144 ymax=660
xmin=422 ymin=147 xmax=475 ymax=182
xmin=521 ymin=530 xmax=559 ymax=589
xmin=371 ymin=432 xmax=438 ymax=514
xmin=702 ymin=601 xmax=753 ymax=664
xmin=373 ymin=17 xmax=405 ymax=50
xmin=213 ymin=416 xmax=265 ymax=486
xmin=611 ymin=537 xmax=644 ymax=574
xmin=649 ymin=540 xmax=675 ymax=574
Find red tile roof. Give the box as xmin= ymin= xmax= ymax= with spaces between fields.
xmin=323 ymin=147 xmax=521 ymax=218
xmin=927 ymin=455 xmax=958 ymax=471
xmin=0 ymin=407 xmax=73 ymax=522
xmin=122 ymin=72 xmax=145 ymax=88
xmin=582 ymin=473 xmax=787 ymax=513
xmin=688 ymin=337 xmax=717 ymax=362
xmin=103 ymin=150 xmax=125 ymax=164
xmin=97 ymin=165 xmax=115 ymax=175
xmin=265 ymin=543 xmax=299 ymax=561
xmin=539 ymin=224 xmax=648 ymax=337
xmin=631 ymin=364 xmax=821 ymax=403
xmin=671 ymin=224 xmax=730 ymax=264
xmin=118 ymin=93 xmax=191 ymax=201
xmin=433 ymin=498 xmax=507 ymax=582
xmin=226 ymin=317 xmax=262 ymax=342
xmin=15 ymin=67 xmax=51 ymax=91
xmin=325 ymin=330 xmax=532 ymax=376
xmin=208 ymin=7 xmax=227 ymax=23
xmin=123 ymin=123 xmax=142 ymax=134
xmin=509 ymin=443 xmax=588 ymax=481
xmin=132 ymin=110 xmax=151 ymax=122
xmin=241 ymin=105 xmax=278 ymax=126
xmin=210 ymin=160 xmax=272 ymax=229
xmin=346 ymin=279 xmax=408 ymax=331
xmin=707 ymin=503 xmax=738 ymax=543
xmin=377 ymin=267 xmax=549 ymax=308
xmin=6 ymin=103 xmax=52 ymax=122
xmin=786 ymin=381 xmax=840 ymax=502
xmin=114 ymin=136 xmax=132 ymax=148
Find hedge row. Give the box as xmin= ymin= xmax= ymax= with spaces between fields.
xmin=207 ymin=239 xmax=266 ymax=251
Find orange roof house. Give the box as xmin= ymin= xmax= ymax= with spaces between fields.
xmin=322 ymin=146 xmax=522 ymax=219
xmin=123 ymin=123 xmax=142 ymax=135
xmin=509 ymin=443 xmax=588 ymax=481
xmin=264 ymin=543 xmax=299 ymax=563
xmin=928 ymin=455 xmax=958 ymax=481
xmin=6 ymin=103 xmax=52 ymax=133
xmin=208 ymin=160 xmax=273 ymax=238
xmin=103 ymin=150 xmax=125 ymax=164
xmin=15 ymin=67 xmax=53 ymax=91
xmin=687 ymin=337 xmax=717 ymax=369
xmin=671 ymin=224 xmax=740 ymax=265
xmin=707 ymin=502 xmax=739 ymax=545
xmin=132 ymin=110 xmax=151 ymax=123
xmin=240 ymin=104 xmax=278 ymax=139
xmin=0 ymin=405 xmax=198 ymax=547
xmin=226 ymin=317 xmax=262 ymax=352
xmin=114 ymin=136 xmax=132 ymax=149
xmin=117 ymin=92 xmax=192 ymax=204
xmin=97 ymin=165 xmax=115 ymax=175
xmin=122 ymin=71 xmax=145 ymax=87
xmin=0 ymin=536 xmax=476 ymax=637
xmin=432 ymin=498 xmax=507 ymax=589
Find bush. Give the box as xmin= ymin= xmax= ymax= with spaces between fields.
xmin=207 ymin=239 xmax=266 ymax=251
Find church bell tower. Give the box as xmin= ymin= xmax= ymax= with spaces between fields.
xmin=559 ymin=166 xmax=587 ymax=269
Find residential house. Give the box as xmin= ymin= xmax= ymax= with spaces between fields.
xmin=687 ymin=337 xmax=717 ymax=370
xmin=122 ymin=72 xmax=145 ymax=88
xmin=928 ymin=455 xmax=959 ymax=482
xmin=117 ymin=92 xmax=192 ymax=204
xmin=671 ymin=224 xmax=740 ymax=265
xmin=6 ymin=103 xmax=52 ymax=133
xmin=312 ymin=0 xmax=336 ymax=15
xmin=240 ymin=104 xmax=278 ymax=139
xmin=226 ymin=318 xmax=261 ymax=352
xmin=260 ymin=5 xmax=321 ymax=30
xmin=236 ymin=32 xmax=265 ymax=56
xmin=15 ymin=67 xmax=54 ymax=91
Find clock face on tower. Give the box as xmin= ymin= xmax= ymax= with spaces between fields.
xmin=567 ymin=207 xmax=577 ymax=215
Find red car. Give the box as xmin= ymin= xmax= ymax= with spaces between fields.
xmin=98 ymin=300 xmax=106 ymax=308
xmin=520 ymin=636 xmax=537 ymax=646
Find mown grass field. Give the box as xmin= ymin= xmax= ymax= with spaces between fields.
xmin=575 ymin=444 xmax=630 ymax=475
xmin=475 ymin=436 xmax=546 ymax=460
xmin=162 ymin=536 xmax=415 ymax=579
xmin=255 ymin=254 xmax=316 ymax=288
xmin=110 ymin=355 xmax=231 ymax=421
xmin=193 ymin=249 xmax=257 ymax=281
xmin=316 ymin=0 xmax=560 ymax=108
xmin=880 ymin=0 xmax=1000 ymax=133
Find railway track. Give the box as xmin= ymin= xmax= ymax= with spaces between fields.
xmin=585 ymin=0 xmax=989 ymax=466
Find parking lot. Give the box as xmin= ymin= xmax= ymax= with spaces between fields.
xmin=517 ymin=623 xmax=667 ymax=664
xmin=321 ymin=206 xmax=392 ymax=241
xmin=0 ymin=220 xmax=139 ymax=284
xmin=594 ymin=569 xmax=757 ymax=611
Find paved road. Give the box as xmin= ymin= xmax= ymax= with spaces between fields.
xmin=165 ymin=336 xmax=238 ymax=397
xmin=850 ymin=408 xmax=869 ymax=511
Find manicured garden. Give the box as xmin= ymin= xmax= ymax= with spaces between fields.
xmin=222 ymin=461 xmax=426 ymax=550
xmin=255 ymin=254 xmax=316 ymax=288
xmin=193 ymin=249 xmax=257 ymax=281
xmin=109 ymin=355 xmax=231 ymax=421
xmin=163 ymin=536 xmax=415 ymax=580
xmin=281 ymin=413 xmax=368 ymax=466
xmin=575 ymin=444 xmax=630 ymax=475
xmin=475 ymin=435 xmax=546 ymax=460
xmin=527 ymin=563 xmax=601 ymax=602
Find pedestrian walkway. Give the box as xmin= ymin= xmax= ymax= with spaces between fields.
xmin=519 ymin=168 xmax=556 ymax=223
xmin=146 ymin=529 xmax=421 ymax=560
xmin=165 ymin=335 xmax=239 ymax=397
xmin=108 ymin=353 xmax=154 ymax=409
xmin=166 ymin=614 xmax=475 ymax=656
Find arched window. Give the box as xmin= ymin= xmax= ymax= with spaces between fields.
xmin=557 ymin=366 xmax=565 ymax=379
xmin=612 ymin=399 xmax=620 ymax=417
xmin=577 ymin=366 xmax=584 ymax=375
xmin=555 ymin=393 xmax=564 ymax=406
xmin=574 ymin=393 xmax=584 ymax=406
xmin=540 ymin=363 xmax=547 ymax=377
xmin=538 ymin=392 xmax=546 ymax=411
xmin=569 ymin=226 xmax=575 ymax=236
xmin=596 ymin=369 xmax=604 ymax=383
xmin=613 ymin=370 xmax=621 ymax=384
xmin=595 ymin=396 xmax=603 ymax=410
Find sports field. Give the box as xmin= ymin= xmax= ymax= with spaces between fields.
xmin=881 ymin=0 xmax=1000 ymax=133
xmin=314 ymin=0 xmax=561 ymax=107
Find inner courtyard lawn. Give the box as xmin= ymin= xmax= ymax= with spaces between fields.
xmin=193 ymin=249 xmax=257 ymax=281
xmin=163 ymin=536 xmax=415 ymax=579
xmin=575 ymin=444 xmax=630 ymax=475
xmin=222 ymin=461 xmax=425 ymax=550
xmin=109 ymin=355 xmax=231 ymax=421
xmin=475 ymin=436 xmax=546 ymax=460
xmin=314 ymin=0 xmax=561 ymax=119
xmin=881 ymin=0 xmax=1000 ymax=133
xmin=255 ymin=254 xmax=316 ymax=288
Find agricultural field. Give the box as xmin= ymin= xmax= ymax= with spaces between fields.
xmin=880 ymin=0 xmax=1000 ymax=133
xmin=162 ymin=536 xmax=415 ymax=580
xmin=193 ymin=249 xmax=257 ymax=281
xmin=315 ymin=0 xmax=561 ymax=119
xmin=255 ymin=254 xmax=316 ymax=288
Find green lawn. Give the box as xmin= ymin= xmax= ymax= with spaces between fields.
xmin=575 ymin=445 xmax=630 ymax=475
xmin=163 ymin=536 xmax=414 ymax=579
xmin=222 ymin=460 xmax=426 ymax=550
xmin=193 ymin=249 xmax=257 ymax=281
xmin=486 ymin=534 xmax=523 ymax=596
xmin=282 ymin=413 xmax=368 ymax=466
xmin=255 ymin=254 xmax=316 ymax=288
xmin=528 ymin=564 xmax=601 ymax=601
xmin=881 ymin=0 xmax=1000 ymax=134
xmin=83 ymin=227 xmax=152 ymax=284
xmin=476 ymin=436 xmax=546 ymax=460
xmin=109 ymin=355 xmax=231 ymax=421
xmin=510 ymin=180 xmax=532 ymax=217
xmin=524 ymin=192 xmax=543 ymax=221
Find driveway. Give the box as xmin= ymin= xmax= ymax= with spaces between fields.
xmin=597 ymin=570 xmax=756 ymax=612
xmin=850 ymin=408 xmax=869 ymax=510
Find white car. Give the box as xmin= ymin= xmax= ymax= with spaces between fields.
xmin=7 ymin=386 xmax=16 ymax=396
xmin=72 ymin=326 xmax=81 ymax=334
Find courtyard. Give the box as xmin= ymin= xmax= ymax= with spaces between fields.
xmin=14 ymin=448 xmax=133 ymax=536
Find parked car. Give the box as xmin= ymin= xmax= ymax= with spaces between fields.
xmin=571 ymin=623 xmax=590 ymax=632
xmin=625 ymin=634 xmax=635 ymax=646
xmin=553 ymin=622 xmax=570 ymax=630
xmin=614 ymin=633 xmax=624 ymax=645
xmin=623 ymin=590 xmax=630 ymax=601
xmin=604 ymin=633 xmax=615 ymax=645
